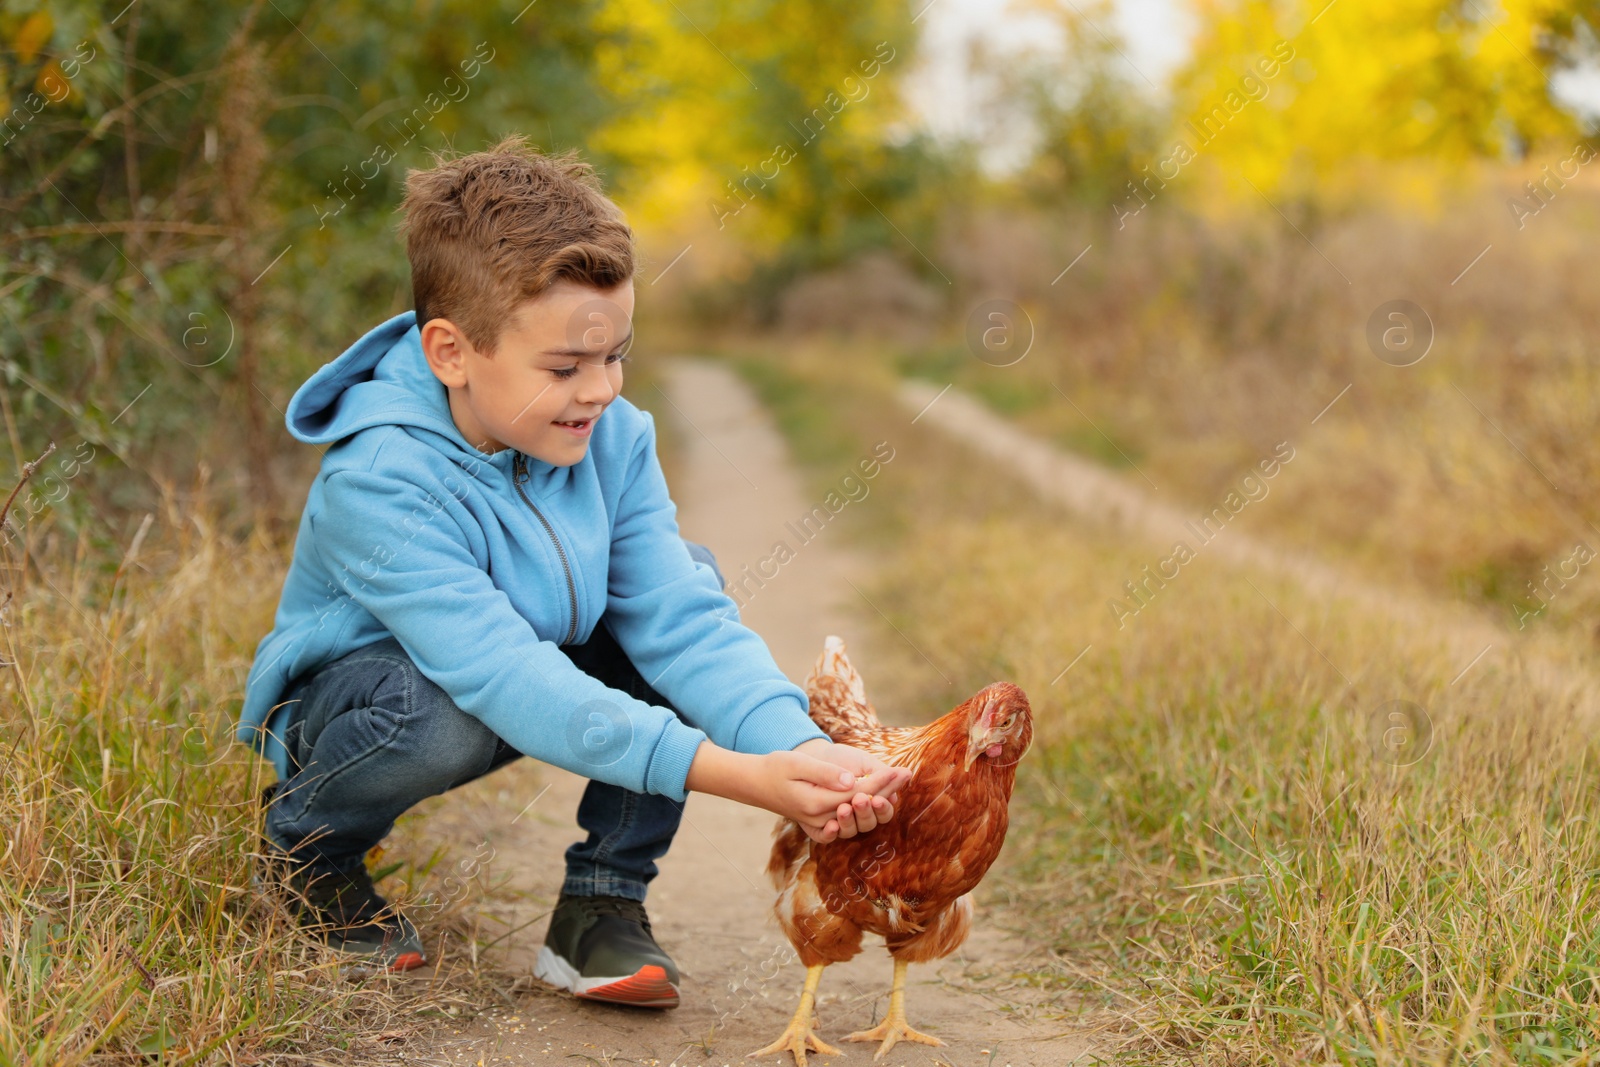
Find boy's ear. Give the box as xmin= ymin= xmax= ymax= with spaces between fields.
xmin=420 ymin=317 xmax=473 ymax=388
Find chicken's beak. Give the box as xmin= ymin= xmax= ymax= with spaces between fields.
xmin=964 ymin=715 xmax=992 ymax=771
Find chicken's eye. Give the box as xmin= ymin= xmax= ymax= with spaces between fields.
xmin=998 ymin=713 xmax=1016 ymax=730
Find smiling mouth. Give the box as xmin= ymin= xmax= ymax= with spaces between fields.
xmin=553 ymin=413 xmax=599 ymax=433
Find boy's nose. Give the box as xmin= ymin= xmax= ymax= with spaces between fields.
xmin=574 ymin=360 xmax=617 ymax=405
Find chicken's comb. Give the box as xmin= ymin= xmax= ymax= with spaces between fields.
xmin=809 ymin=635 xmax=868 ymax=705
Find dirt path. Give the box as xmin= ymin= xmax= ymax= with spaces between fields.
xmin=410 ymin=362 xmax=1102 ymax=1067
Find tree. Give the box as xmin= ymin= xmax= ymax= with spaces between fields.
xmin=1168 ymin=0 xmax=1586 ymax=201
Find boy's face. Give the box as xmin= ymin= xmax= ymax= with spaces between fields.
xmin=421 ymin=279 xmax=634 ymax=466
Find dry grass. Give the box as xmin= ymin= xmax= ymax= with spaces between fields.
xmin=0 ymin=470 xmax=514 ymax=1065
xmin=727 ymin=323 xmax=1600 ymax=1065
xmin=869 ymin=178 xmax=1600 ymax=641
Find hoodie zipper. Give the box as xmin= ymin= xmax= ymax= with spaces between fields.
xmin=511 ymin=451 xmax=580 ymax=646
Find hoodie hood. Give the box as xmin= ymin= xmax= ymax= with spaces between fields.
xmin=287 ymin=310 xmax=466 ymax=450
xmin=284 ymin=309 xmax=555 ymax=485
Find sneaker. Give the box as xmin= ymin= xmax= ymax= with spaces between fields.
xmin=533 ymin=893 xmax=680 ymax=1008
xmin=255 ymin=784 xmax=426 ymax=972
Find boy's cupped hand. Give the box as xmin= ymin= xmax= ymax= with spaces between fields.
xmin=684 ymin=738 xmax=911 ymax=844
xmin=782 ymin=738 xmax=912 ymax=844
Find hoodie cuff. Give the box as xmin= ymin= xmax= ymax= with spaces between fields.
xmin=732 ymin=694 xmax=831 ymax=755
xmin=645 ymin=718 xmax=713 ymax=802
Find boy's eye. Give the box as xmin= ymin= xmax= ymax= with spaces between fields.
xmin=551 ymin=351 xmax=630 ymax=380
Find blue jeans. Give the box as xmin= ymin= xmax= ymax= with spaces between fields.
xmin=263 ymin=542 xmax=724 ymax=903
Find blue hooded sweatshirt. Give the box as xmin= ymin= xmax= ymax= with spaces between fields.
xmin=237 ymin=311 xmax=828 ymax=800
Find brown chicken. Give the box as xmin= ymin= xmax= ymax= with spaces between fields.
xmin=749 ymin=636 xmax=1034 ymax=1065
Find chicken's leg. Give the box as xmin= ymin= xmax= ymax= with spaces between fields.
xmin=747 ymin=962 xmax=842 ymax=1066
xmin=845 ymin=957 xmax=945 ymax=1060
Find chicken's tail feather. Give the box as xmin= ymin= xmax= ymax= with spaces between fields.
xmin=805 ymin=635 xmax=885 ymax=738
xmin=807 ymin=635 xmax=867 ymax=703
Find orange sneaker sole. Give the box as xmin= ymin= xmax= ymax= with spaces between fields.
xmin=574 ymin=964 xmax=680 ymax=1008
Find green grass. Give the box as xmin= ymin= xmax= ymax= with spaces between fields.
xmin=895 ymin=341 xmax=1147 ymax=469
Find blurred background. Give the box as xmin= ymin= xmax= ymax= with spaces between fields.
xmin=7 ymin=0 xmax=1600 ymax=1063
xmin=8 ymin=0 xmax=1600 ymax=603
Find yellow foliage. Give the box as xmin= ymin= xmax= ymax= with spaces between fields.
xmin=1170 ymin=0 xmax=1582 ymax=205
xmin=586 ymin=0 xmax=909 ymax=237
xmin=34 ymin=59 xmax=74 ymax=104
xmin=12 ymin=10 xmax=53 ymax=64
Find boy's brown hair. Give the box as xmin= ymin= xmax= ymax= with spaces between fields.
xmin=399 ymin=134 xmax=635 ymax=355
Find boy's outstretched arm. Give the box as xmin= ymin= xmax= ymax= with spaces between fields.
xmin=685 ymin=737 xmax=911 ymax=844
xmin=603 ymin=411 xmax=908 ymax=834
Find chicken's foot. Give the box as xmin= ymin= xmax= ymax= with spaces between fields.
xmin=846 ymin=957 xmax=945 ymax=1061
xmin=747 ymin=962 xmax=842 ymax=1066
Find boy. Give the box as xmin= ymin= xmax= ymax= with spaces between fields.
xmin=238 ymin=135 xmax=909 ymax=1006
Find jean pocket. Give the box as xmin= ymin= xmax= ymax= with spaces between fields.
xmin=284 ymin=716 xmax=306 ymax=776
